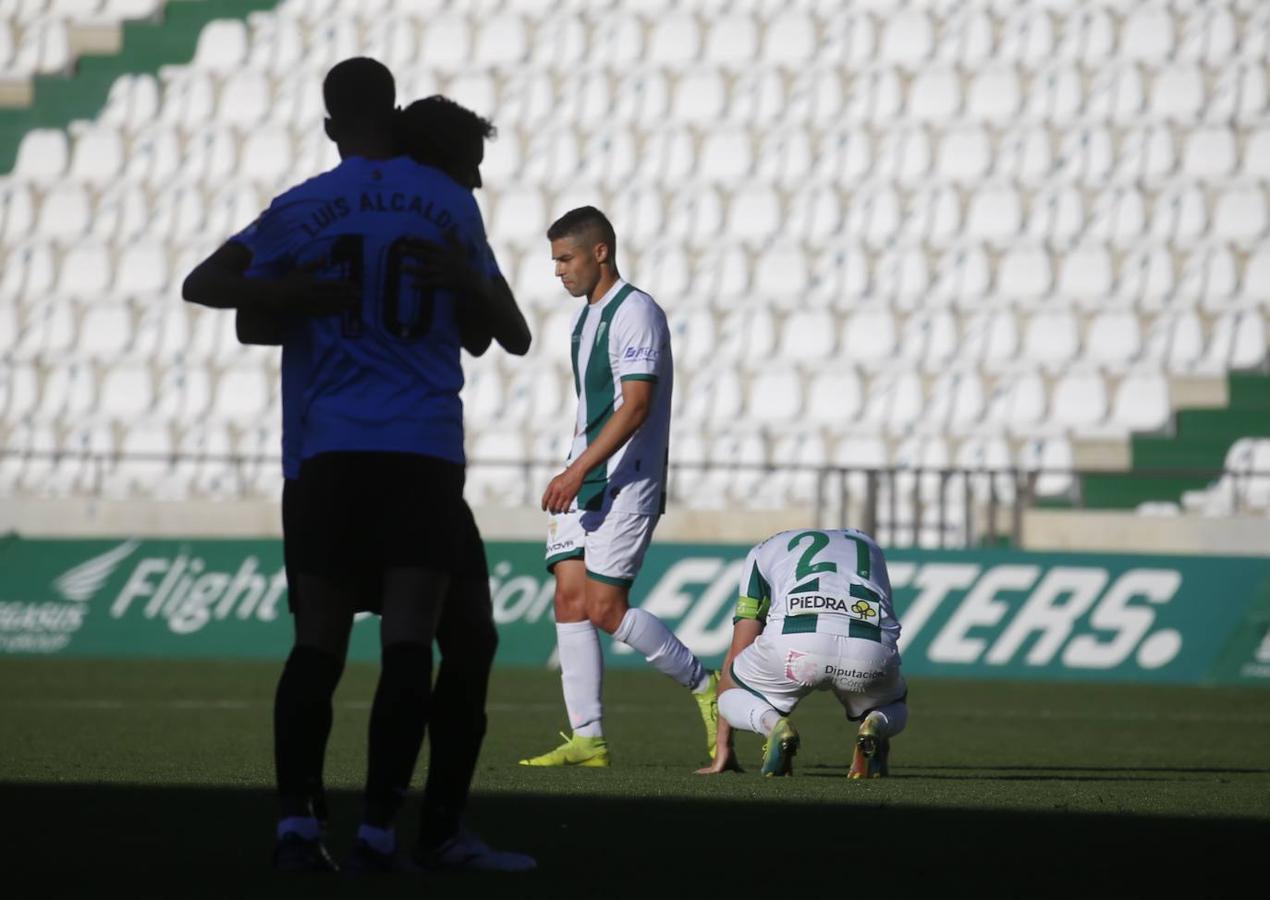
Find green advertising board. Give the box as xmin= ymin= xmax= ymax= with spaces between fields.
xmin=1 ymin=535 xmax=1268 ymax=685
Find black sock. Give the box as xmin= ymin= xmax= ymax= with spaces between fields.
xmin=274 ymin=645 xmax=344 ymax=818
xmin=420 ymin=620 xmax=497 ymax=849
xmin=364 ymin=641 xmax=433 ymax=828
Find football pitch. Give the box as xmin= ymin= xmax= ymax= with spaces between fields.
xmin=2 ymin=658 xmax=1268 ymax=897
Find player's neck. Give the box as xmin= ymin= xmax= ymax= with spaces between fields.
xmin=587 ymin=270 xmax=620 ymax=305
xmin=338 ymin=136 xmax=398 ymax=161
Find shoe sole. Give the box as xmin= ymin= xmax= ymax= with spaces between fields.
xmin=848 ymin=735 xmax=888 ymax=779
xmin=518 ymin=755 xmax=611 ymax=767
xmin=761 ymin=734 xmax=799 ymax=777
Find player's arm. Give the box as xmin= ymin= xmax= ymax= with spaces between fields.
xmin=696 ymin=603 xmax=764 ymax=775
xmin=402 ymin=236 xmax=532 ymax=355
xmin=181 ymin=240 xmax=359 ymax=318
xmin=541 ymin=378 xmax=652 ymax=514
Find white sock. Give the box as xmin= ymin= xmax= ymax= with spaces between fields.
xmin=864 ymin=701 xmax=908 ymax=738
xmin=556 ymin=620 xmax=604 ymax=738
xmin=612 ymin=607 xmax=705 ymax=690
xmin=357 ymin=823 xmax=396 ymax=855
xmin=277 ymin=815 xmax=319 ymax=841
xmin=719 ymin=688 xmax=780 ymax=735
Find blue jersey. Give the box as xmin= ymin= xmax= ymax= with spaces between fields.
xmin=237 ymin=155 xmax=499 ymax=466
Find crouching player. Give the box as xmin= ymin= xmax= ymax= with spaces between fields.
xmin=696 ymin=528 xmax=908 ymax=778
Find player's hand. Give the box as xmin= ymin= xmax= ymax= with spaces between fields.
xmin=541 ymin=465 xmax=585 ymax=514
xmin=270 ymin=261 xmax=360 ymax=317
xmin=400 ymin=234 xmax=479 ymax=294
xmin=694 ymin=745 xmax=742 ymax=775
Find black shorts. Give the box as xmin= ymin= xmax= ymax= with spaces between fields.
xmin=292 ymin=451 xmax=472 ymax=580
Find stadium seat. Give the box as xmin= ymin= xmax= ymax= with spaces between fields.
xmin=1115 ymin=125 xmax=1177 ymax=182
xmin=1027 ymin=186 xmax=1083 ymax=243
xmin=1057 ymin=245 xmax=1112 ymax=304
xmin=14 ymin=297 xmax=75 ymax=363
xmin=247 ymin=13 xmax=306 ymax=75
xmin=192 ymin=19 xmax=248 ymax=74
xmin=907 ymin=68 xmax=959 ymax=122
xmin=984 ymin=367 xmax=1046 ymax=433
xmin=0 ymin=362 xmax=39 ymax=422
xmin=998 ymin=7 xmax=1053 ymax=65
xmin=217 ymin=70 xmax=272 ymax=128
xmin=0 ymin=241 xmax=55 ymax=304
xmin=966 ymin=186 xmax=1023 ymax=244
xmin=1213 ymin=187 xmax=1267 ymax=242
xmin=1050 ymin=369 xmax=1109 ymax=430
xmin=99 ymin=362 xmax=155 ymax=420
xmin=8 ymin=17 xmax=70 ymax=78
xmin=68 ymin=127 xmax=125 ymax=186
xmin=0 ymin=182 xmax=35 ymax=243
xmin=1109 ymin=369 xmax=1170 ymax=433
xmin=1027 ymin=64 xmax=1082 ymax=121
xmin=1151 ymin=63 xmax=1205 ymax=121
xmin=1086 ymin=188 xmax=1146 ymax=248
xmin=934 ymin=127 xmax=991 ymax=182
xmin=1085 ymin=311 xmax=1142 ymax=369
xmin=998 ymin=246 xmax=1051 ymax=301
xmin=115 ymin=241 xmax=170 ymax=296
xmin=98 ymin=73 xmax=162 ymax=134
xmin=1183 ymin=127 xmax=1237 ymax=179
xmin=241 ymin=127 xmax=294 ymax=187
xmin=466 ymin=429 xmax=528 ymax=506
xmin=14 ymin=129 xmax=69 ymax=185
xmin=966 ymin=65 xmax=1021 ymax=121
xmin=1020 ymin=436 xmax=1074 ymax=499
xmin=702 ymin=14 xmax=757 ymax=68
xmin=154 ymin=364 xmax=212 ymax=422
xmin=35 ymin=184 xmax=91 ymax=241
xmin=746 ymin=367 xmax=803 ymax=424
xmin=123 ymin=129 xmax=180 ymax=186
xmin=880 ymin=10 xmax=932 ymax=68
xmin=77 ymin=303 xmax=133 ymax=360
xmin=805 ymin=368 xmax=862 ymax=425
xmin=1121 ymin=246 xmax=1176 ymax=311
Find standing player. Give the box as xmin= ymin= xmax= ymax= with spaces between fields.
xmin=695 ymin=528 xmax=908 ymax=778
xmin=182 ymin=58 xmax=532 ymax=873
xmin=519 ymin=207 xmax=718 ymax=768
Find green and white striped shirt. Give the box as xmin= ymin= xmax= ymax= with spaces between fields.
xmin=566 ymin=278 xmax=672 ymax=516
xmin=736 ymin=529 xmax=900 ymax=645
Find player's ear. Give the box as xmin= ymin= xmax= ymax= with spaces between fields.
xmin=323 ymin=117 xmax=336 ymax=143
xmin=594 ymin=241 xmax=609 ymax=266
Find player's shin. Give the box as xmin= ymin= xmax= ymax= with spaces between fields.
xmin=274 ymin=645 xmax=344 ymax=821
xmin=363 ymin=641 xmax=433 ymax=830
xmin=556 ymin=619 xmax=605 ymax=737
xmin=421 ymin=610 xmax=498 ymax=848
xmin=612 ymin=607 xmax=706 ymax=690
xmin=865 ymin=700 xmax=908 ymax=739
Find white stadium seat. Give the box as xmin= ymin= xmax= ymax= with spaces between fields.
xmin=13 ymin=129 xmax=68 ymax=185
xmin=1110 ymin=370 xmax=1170 ymax=433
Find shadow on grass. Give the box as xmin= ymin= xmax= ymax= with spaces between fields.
xmin=0 ymin=782 xmax=1265 ymax=898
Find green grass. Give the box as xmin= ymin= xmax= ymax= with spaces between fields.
xmin=2 ymin=658 xmax=1269 ymax=897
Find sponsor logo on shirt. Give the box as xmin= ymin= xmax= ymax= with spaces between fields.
xmin=787 ymin=593 xmax=879 ymax=622
xmin=623 ymin=346 xmax=658 ymax=362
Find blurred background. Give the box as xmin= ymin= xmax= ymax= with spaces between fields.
xmin=1 ymin=0 xmax=1268 ymax=556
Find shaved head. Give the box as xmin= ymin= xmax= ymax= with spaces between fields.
xmin=546 ymin=206 xmax=617 ymax=266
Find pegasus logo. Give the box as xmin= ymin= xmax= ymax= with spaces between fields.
xmin=52 ymin=541 xmax=140 ymax=603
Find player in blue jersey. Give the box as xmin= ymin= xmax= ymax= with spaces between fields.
xmin=182 ymin=59 xmax=532 ymax=875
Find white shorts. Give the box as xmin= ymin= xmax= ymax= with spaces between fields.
xmin=544 ymin=508 xmax=658 ymax=587
xmin=730 ymin=630 xmax=907 ymax=721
